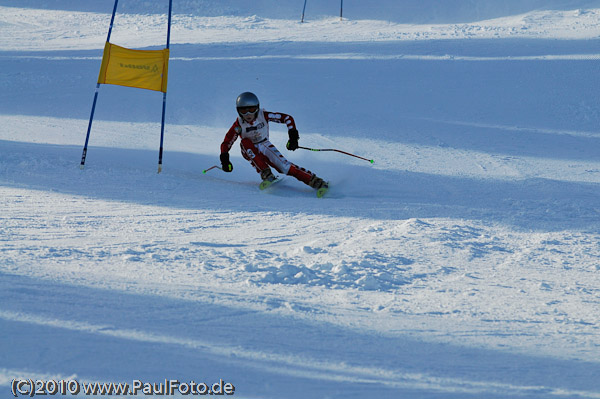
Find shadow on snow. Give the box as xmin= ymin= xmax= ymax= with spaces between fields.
xmin=1 ymin=272 xmax=599 ymax=399
xmin=1 ymin=139 xmax=598 ymax=231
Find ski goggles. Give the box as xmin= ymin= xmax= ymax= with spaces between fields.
xmin=238 ymin=106 xmax=258 ymax=115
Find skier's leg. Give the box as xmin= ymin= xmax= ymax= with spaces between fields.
xmin=287 ymin=164 xmax=312 ymax=185
xmin=257 ymin=141 xmax=292 ymax=174
xmin=240 ymin=138 xmax=270 ymax=173
xmin=288 ymin=163 xmax=327 ymax=188
xmin=256 ymin=140 xmax=327 ymax=188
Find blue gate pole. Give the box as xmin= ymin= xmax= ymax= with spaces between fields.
xmin=301 ymin=0 xmax=308 ymax=22
xmin=157 ymin=0 xmax=173 ymax=173
xmin=80 ymin=0 xmax=119 ymax=169
xmin=340 ymin=0 xmax=343 ymax=21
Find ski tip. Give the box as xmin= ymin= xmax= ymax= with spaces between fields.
xmin=369 ymin=159 xmax=374 ymax=164
xmin=259 ymin=177 xmax=280 ymax=190
xmin=316 ymin=184 xmax=330 ymax=198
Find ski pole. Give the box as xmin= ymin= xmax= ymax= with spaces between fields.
xmin=298 ymin=146 xmax=374 ymax=164
xmin=203 ymin=165 xmax=221 ymax=173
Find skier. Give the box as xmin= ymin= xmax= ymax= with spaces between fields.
xmin=219 ymin=92 xmax=328 ymax=193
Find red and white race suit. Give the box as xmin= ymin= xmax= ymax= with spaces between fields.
xmin=220 ymin=109 xmax=313 ymax=184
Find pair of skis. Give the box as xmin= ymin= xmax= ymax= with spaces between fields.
xmin=203 ymin=145 xmax=373 ymax=198
xmin=203 ymin=165 xmax=329 ymax=198
xmin=258 ymin=175 xmax=329 ymax=198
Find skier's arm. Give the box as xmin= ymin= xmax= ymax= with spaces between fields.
xmin=265 ymin=111 xmax=299 ymax=151
xmin=220 ymin=120 xmax=240 ymax=172
xmin=265 ymin=111 xmax=296 ymax=131
xmin=221 ymin=120 xmax=241 ymax=154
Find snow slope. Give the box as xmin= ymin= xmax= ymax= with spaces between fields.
xmin=1 ymin=1 xmax=600 ymax=398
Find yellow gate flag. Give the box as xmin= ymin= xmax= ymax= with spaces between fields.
xmin=98 ymin=42 xmax=169 ymax=93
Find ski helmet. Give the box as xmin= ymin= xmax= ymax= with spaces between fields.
xmin=236 ymin=92 xmax=260 ymax=118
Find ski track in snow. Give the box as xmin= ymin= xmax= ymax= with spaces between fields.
xmin=1 ymin=1 xmax=600 ymax=398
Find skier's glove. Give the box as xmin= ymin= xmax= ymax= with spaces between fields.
xmin=286 ymin=128 xmax=299 ymax=151
xmin=220 ymin=152 xmax=233 ymax=172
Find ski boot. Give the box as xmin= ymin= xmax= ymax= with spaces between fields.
xmin=309 ymin=175 xmax=329 ymax=198
xmin=259 ymin=168 xmax=278 ymax=190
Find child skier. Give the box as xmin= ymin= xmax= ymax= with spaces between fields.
xmin=219 ymin=92 xmax=328 ymax=193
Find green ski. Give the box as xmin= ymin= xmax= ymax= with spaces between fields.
xmin=316 ymin=184 xmax=329 ymax=198
xmin=259 ymin=177 xmax=280 ymax=190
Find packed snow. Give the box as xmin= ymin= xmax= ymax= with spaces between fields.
xmin=1 ymin=0 xmax=600 ymax=398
